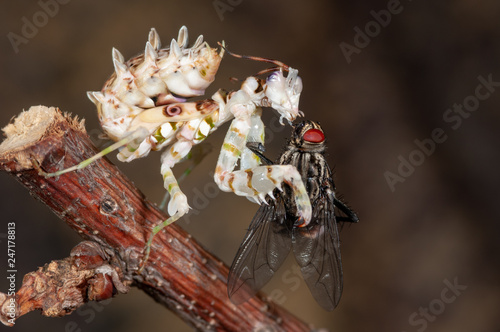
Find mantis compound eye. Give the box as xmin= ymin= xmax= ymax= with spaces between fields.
xmin=266 ymin=71 xmax=281 ymax=83
xmin=303 ymin=128 xmax=325 ymax=143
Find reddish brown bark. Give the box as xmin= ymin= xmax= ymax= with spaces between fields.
xmin=0 ymin=106 xmax=312 ymax=331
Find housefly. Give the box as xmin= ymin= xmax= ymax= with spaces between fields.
xmin=228 ymin=120 xmax=358 ymax=311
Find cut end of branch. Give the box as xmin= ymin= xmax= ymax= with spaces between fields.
xmin=0 ymin=106 xmax=85 ymax=171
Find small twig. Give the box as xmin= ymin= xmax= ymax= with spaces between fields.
xmin=0 ymin=106 xmax=312 ymax=331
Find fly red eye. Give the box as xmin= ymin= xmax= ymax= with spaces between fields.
xmin=303 ymin=128 xmax=325 ymax=143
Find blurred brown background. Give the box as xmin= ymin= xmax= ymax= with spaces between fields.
xmin=1 ymin=0 xmax=499 ymax=331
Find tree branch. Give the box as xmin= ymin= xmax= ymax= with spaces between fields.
xmin=0 ymin=106 xmax=311 ymax=331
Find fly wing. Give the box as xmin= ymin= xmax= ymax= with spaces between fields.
xmin=228 ymin=194 xmax=292 ymax=304
xmin=292 ymin=191 xmax=343 ymax=311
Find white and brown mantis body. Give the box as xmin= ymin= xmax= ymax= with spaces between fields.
xmin=39 ymin=26 xmax=312 ymax=270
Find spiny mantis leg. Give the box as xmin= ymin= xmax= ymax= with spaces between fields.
xmin=249 ymin=142 xmax=358 ymax=224
xmin=247 ymin=142 xmax=359 ymax=225
xmin=139 ymin=140 xmax=194 ymax=272
xmin=158 ymin=142 xmax=213 ymax=210
xmin=37 ymin=127 xmax=149 ymax=177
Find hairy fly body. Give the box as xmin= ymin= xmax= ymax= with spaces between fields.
xmin=228 ymin=120 xmax=358 ymax=311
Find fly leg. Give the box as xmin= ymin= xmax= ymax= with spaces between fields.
xmin=333 ymin=197 xmax=359 ymax=223
xmin=245 ymin=142 xmax=273 ymax=165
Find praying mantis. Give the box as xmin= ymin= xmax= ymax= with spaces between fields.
xmin=37 ymin=26 xmax=312 ymax=270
